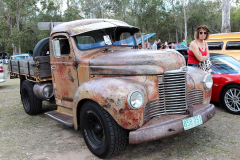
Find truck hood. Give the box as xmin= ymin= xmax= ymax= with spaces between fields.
xmin=89 ymin=49 xmax=186 ymax=75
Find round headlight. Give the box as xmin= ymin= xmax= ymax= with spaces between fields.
xmin=203 ymin=74 xmax=213 ymax=90
xmin=127 ymin=90 xmax=144 ymax=110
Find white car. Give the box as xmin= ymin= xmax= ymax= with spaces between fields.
xmin=0 ymin=59 xmax=7 ymax=83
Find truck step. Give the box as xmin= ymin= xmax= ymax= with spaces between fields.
xmin=45 ymin=110 xmax=74 ymax=127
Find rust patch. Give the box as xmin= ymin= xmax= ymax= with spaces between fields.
xmin=68 ymin=69 xmax=74 ymax=82
xmin=119 ymin=109 xmax=126 ymax=113
xmin=62 ymin=97 xmax=73 ymax=102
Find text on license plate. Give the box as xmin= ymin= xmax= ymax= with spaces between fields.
xmin=182 ymin=114 xmax=203 ymax=130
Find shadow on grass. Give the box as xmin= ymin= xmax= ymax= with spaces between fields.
xmin=112 ymin=126 xmax=216 ymax=160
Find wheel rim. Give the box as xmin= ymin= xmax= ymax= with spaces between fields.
xmin=22 ymin=88 xmax=30 ymax=112
xmin=224 ymin=88 xmax=240 ymax=112
xmin=86 ymin=112 xmax=105 ymax=146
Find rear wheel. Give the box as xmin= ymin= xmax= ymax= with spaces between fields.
xmin=21 ymin=80 xmax=42 ymax=115
xmin=80 ymin=101 xmax=127 ymax=159
xmin=220 ymin=84 xmax=240 ymax=114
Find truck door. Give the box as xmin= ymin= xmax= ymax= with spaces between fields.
xmin=50 ymin=33 xmax=78 ymax=108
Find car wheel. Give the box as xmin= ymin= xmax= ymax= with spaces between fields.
xmin=80 ymin=101 xmax=127 ymax=159
xmin=220 ymin=84 xmax=240 ymax=114
xmin=21 ymin=80 xmax=42 ymax=115
xmin=33 ymin=37 xmax=50 ymax=59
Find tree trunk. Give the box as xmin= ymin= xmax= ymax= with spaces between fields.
xmin=171 ymin=0 xmax=178 ymax=43
xmin=16 ymin=0 xmax=21 ymax=53
xmin=9 ymin=14 xmax=16 ymax=55
xmin=221 ymin=0 xmax=231 ymax=33
xmin=90 ymin=0 xmax=97 ymax=18
xmin=183 ymin=0 xmax=187 ymax=45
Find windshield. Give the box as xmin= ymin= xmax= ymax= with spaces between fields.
xmin=75 ymin=27 xmax=136 ymax=50
xmin=210 ymin=55 xmax=240 ymax=74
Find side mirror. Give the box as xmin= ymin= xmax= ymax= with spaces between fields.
xmin=51 ymin=40 xmax=61 ymax=58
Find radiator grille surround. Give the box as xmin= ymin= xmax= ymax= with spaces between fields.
xmin=144 ymin=68 xmax=204 ymax=121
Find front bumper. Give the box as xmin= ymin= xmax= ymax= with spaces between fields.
xmin=129 ymin=104 xmax=215 ymax=144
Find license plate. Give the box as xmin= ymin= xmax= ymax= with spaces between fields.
xmin=182 ymin=114 xmax=203 ymax=130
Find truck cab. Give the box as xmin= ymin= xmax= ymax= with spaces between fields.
xmin=9 ymin=19 xmax=215 ymax=159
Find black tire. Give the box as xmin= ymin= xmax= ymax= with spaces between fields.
xmin=21 ymin=80 xmax=42 ymax=115
xmin=33 ymin=37 xmax=50 ymax=59
xmin=80 ymin=101 xmax=127 ymax=159
xmin=220 ymin=84 xmax=240 ymax=114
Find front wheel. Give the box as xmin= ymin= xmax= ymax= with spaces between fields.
xmin=80 ymin=101 xmax=127 ymax=159
xmin=21 ymin=80 xmax=42 ymax=115
xmin=220 ymin=84 xmax=240 ymax=114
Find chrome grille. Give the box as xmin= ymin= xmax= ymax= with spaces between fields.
xmin=144 ymin=70 xmax=188 ymax=121
xmin=187 ymin=89 xmax=203 ymax=105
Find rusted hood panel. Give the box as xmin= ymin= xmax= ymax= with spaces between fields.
xmin=89 ymin=49 xmax=186 ymax=74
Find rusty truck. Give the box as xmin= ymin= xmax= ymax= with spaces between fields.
xmin=8 ymin=19 xmax=215 ymax=159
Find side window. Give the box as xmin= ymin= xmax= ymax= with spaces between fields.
xmin=207 ymin=42 xmax=224 ymax=50
xmin=114 ymin=32 xmax=134 ymax=46
xmin=226 ymin=41 xmax=240 ymax=50
xmin=51 ymin=36 xmax=70 ymax=58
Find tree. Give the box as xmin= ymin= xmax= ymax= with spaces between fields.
xmin=221 ymin=0 xmax=231 ymax=32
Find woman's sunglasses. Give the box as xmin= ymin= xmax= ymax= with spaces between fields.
xmin=199 ymin=31 xmax=207 ymax=35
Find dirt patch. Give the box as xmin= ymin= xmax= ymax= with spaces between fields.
xmin=1 ymin=64 xmax=240 ymax=160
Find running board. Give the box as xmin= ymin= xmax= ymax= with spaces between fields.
xmin=45 ymin=110 xmax=74 ymax=127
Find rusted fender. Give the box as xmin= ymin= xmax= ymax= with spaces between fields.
xmin=72 ymin=77 xmax=148 ymax=130
xmin=187 ymin=67 xmax=212 ymax=104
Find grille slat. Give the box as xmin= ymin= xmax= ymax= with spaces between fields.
xmin=144 ymin=70 xmax=204 ymax=121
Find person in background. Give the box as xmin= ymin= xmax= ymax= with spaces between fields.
xmin=187 ymin=25 xmax=210 ymax=68
xmin=181 ymin=40 xmax=186 ymax=46
xmin=171 ymin=42 xmax=176 ymax=49
xmin=164 ymin=41 xmax=169 ymax=49
xmin=152 ymin=40 xmax=157 ymax=50
xmin=145 ymin=41 xmax=151 ymax=49
xmin=157 ymin=39 xmax=162 ymax=50
xmin=138 ymin=43 xmax=142 ymax=49
xmin=160 ymin=44 xmax=167 ymax=49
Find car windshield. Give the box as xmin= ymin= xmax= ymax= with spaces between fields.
xmin=75 ymin=27 xmax=136 ymax=50
xmin=210 ymin=55 xmax=240 ymax=74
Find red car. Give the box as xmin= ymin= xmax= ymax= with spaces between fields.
xmin=210 ymin=53 xmax=240 ymax=114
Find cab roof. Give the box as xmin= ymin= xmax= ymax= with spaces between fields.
xmin=51 ymin=19 xmax=140 ymax=36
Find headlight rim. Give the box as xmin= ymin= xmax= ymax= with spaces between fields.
xmin=127 ymin=90 xmax=144 ymax=110
xmin=203 ymin=73 xmax=213 ymax=90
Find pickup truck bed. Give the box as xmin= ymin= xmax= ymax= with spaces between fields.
xmin=8 ymin=56 xmax=52 ymax=82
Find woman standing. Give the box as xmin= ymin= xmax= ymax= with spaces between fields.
xmin=188 ymin=25 xmax=210 ymax=70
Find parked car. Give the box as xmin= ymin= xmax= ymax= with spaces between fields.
xmin=0 ymin=59 xmax=7 ymax=83
xmin=4 ymin=59 xmax=8 ymax=64
xmin=169 ymin=44 xmax=188 ymax=60
xmin=10 ymin=53 xmax=32 ymax=60
xmin=210 ymin=53 xmax=240 ymax=114
xmin=207 ymin=32 xmax=240 ymax=61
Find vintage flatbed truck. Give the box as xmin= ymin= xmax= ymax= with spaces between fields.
xmin=9 ymin=19 xmax=215 ymax=159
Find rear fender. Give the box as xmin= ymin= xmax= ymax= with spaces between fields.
xmin=73 ymin=77 xmax=147 ymax=130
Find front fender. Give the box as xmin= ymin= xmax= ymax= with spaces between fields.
xmin=187 ymin=67 xmax=212 ymax=104
xmin=73 ymin=77 xmax=147 ymax=130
